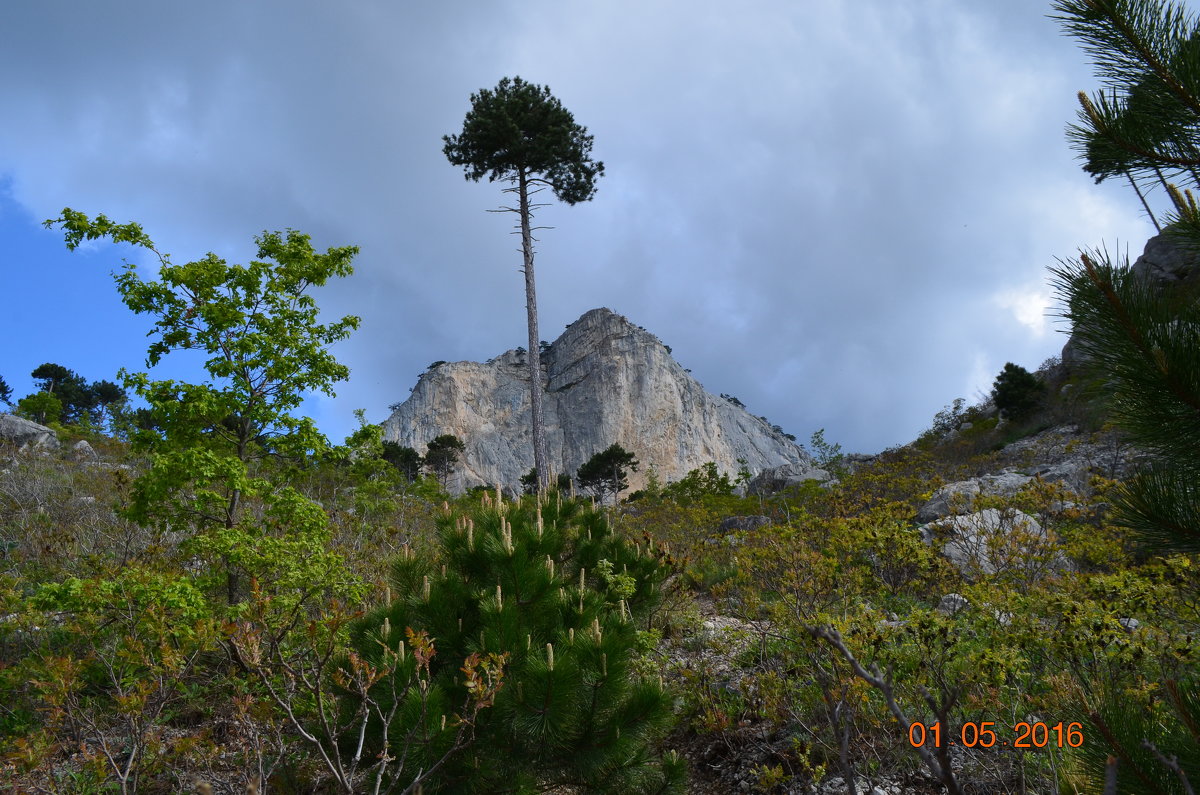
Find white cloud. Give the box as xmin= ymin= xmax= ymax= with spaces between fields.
xmin=993 ymin=286 xmax=1053 ymax=337
xmin=966 ymin=350 xmax=997 ymax=406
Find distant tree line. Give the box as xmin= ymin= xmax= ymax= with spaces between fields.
xmin=2 ymin=362 xmax=127 ymax=428
xmin=383 ymin=436 xmax=641 ymax=505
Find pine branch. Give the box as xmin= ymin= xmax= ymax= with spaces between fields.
xmin=1053 ymin=0 xmax=1200 ymax=109
xmin=1165 ymin=679 xmax=1200 ymax=744
xmin=1078 ymin=90 xmax=1200 ymax=168
xmin=1106 ymin=0 xmax=1200 ymax=116
xmin=1090 ymin=711 xmax=1159 ymax=792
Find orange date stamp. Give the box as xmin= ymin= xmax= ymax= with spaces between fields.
xmin=908 ymin=721 xmax=1085 ymax=749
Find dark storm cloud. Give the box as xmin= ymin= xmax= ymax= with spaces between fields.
xmin=0 ymin=0 xmax=1157 ymax=453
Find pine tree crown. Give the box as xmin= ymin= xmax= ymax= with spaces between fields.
xmin=443 ymin=76 xmax=605 ymax=205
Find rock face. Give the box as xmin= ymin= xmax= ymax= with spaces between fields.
xmin=916 ymin=471 xmax=1033 ymax=523
xmin=0 ymin=414 xmax=59 ymax=453
xmin=1063 ymin=230 xmax=1200 ymax=368
xmin=991 ymin=424 xmax=1142 ymax=486
xmin=919 ymin=508 xmax=1073 ymax=581
xmin=382 ymin=308 xmax=809 ymax=493
xmin=1129 ymin=229 xmax=1200 ymax=285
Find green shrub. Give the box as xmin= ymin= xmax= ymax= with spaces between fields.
xmin=348 ymin=492 xmax=685 ymax=793
xmin=992 ymin=362 xmax=1045 ymax=421
xmin=15 ymin=392 xmax=62 ymax=425
xmin=662 ymin=462 xmax=736 ymax=500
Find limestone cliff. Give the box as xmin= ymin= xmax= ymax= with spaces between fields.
xmin=382 ymin=308 xmax=810 ymax=493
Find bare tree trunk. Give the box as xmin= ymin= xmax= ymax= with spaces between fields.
xmin=1126 ymin=170 xmax=1162 ymax=232
xmin=518 ymin=169 xmax=550 ymax=492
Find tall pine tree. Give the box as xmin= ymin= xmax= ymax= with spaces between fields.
xmin=444 ymin=77 xmax=604 ymax=493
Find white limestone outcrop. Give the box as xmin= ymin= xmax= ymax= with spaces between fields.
xmin=382 ymin=308 xmax=808 ymax=493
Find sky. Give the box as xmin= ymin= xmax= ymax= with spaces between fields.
xmin=0 ymin=1 xmax=1166 ymax=455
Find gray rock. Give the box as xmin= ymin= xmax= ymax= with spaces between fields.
xmin=85 ymin=461 xmax=134 ymax=472
xmin=815 ymin=778 xmax=900 ymax=795
xmin=997 ymin=425 xmax=1079 ymax=459
xmin=980 ymin=470 xmax=1035 ymax=496
xmin=383 ymin=308 xmax=810 ymax=494
xmin=718 ymin=515 xmax=771 ymax=533
xmin=71 ymin=439 xmax=98 ymax=461
xmin=746 ymin=463 xmax=831 ymax=495
xmin=1130 ymin=230 xmax=1200 ymax=285
xmin=1119 ymin=617 xmax=1140 ymax=633
xmin=937 ymin=593 xmax=969 ymax=615
xmin=920 ymin=508 xmax=1073 ymax=580
xmin=0 ymin=414 xmax=59 ymax=453
xmin=916 ymin=470 xmax=1032 ymax=522
xmin=1031 ymin=459 xmax=1092 ymax=493
xmin=994 ymin=424 xmax=1138 ymax=487
xmin=916 ymin=480 xmax=982 ymax=523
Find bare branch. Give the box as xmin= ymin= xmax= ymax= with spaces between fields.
xmin=1142 ymin=740 xmax=1196 ymax=795
xmin=809 ymin=624 xmax=962 ymax=795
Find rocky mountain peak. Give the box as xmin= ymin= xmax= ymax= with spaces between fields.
xmin=383 ymin=307 xmax=810 ymax=493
